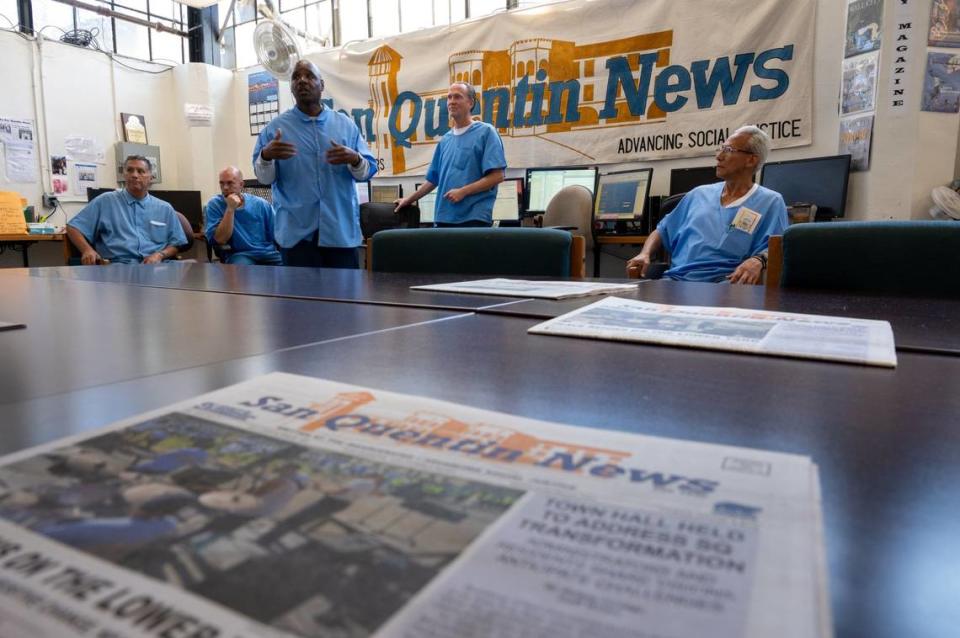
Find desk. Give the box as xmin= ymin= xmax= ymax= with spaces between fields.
xmin=0 ymin=232 xmax=67 ymax=267
xmin=2 ymin=266 xmax=958 ymax=638
xmin=593 ymin=233 xmax=647 ymax=276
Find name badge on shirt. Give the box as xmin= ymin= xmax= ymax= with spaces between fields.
xmin=149 ymin=220 xmax=167 ymax=227
xmin=730 ymin=207 xmax=761 ymax=234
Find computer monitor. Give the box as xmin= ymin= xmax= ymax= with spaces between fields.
xmin=415 ymin=183 xmax=437 ymax=224
xmin=492 ymin=178 xmax=523 ymax=222
xmin=525 ymin=167 xmax=597 ymax=214
xmin=760 ymin=154 xmax=852 ymax=218
xmin=355 ymin=182 xmax=370 ymax=205
xmin=669 ymin=165 xmax=721 ymax=195
xmin=369 ymin=183 xmax=401 ymax=204
xmin=414 ymin=179 xmax=523 ymax=225
xmin=87 ymin=187 xmax=204 ymax=231
xmin=593 ymin=168 xmax=653 ymax=221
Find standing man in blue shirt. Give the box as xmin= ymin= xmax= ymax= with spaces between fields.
xmin=253 ymin=60 xmax=376 ymax=268
xmin=67 ymin=155 xmax=187 ymax=265
xmin=626 ymin=126 xmax=788 ymax=284
xmin=394 ymin=82 xmax=507 ymax=226
xmin=205 ymin=166 xmax=282 ymax=265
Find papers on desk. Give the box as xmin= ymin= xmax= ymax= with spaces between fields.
xmin=529 ymin=296 xmax=897 ymax=368
xmin=411 ymin=277 xmax=640 ymax=299
xmin=0 ymin=372 xmax=829 ymax=638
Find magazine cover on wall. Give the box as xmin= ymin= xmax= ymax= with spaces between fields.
xmin=921 ymin=52 xmax=960 ymax=112
xmin=841 ymin=52 xmax=880 ymax=115
xmin=838 ymin=114 xmax=874 ymax=171
xmin=929 ymin=0 xmax=960 ymax=47
xmin=845 ymin=0 xmax=883 ymax=57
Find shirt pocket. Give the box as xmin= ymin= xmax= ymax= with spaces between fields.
xmin=147 ymin=219 xmax=170 ymax=244
xmin=718 ymin=227 xmax=753 ymax=259
xmin=453 ymin=144 xmax=476 ymax=171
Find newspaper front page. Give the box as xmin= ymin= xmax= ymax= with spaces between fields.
xmin=0 ymin=373 xmax=828 ymax=638
xmin=410 ymin=278 xmax=641 ymax=300
xmin=529 ymin=296 xmax=897 ymax=367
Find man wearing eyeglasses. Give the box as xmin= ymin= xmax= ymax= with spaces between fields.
xmin=626 ymin=126 xmax=788 ymax=284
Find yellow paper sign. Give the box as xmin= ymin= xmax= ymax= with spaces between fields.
xmin=0 ymin=191 xmax=27 ymax=234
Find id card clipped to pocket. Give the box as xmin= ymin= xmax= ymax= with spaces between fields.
xmin=730 ymin=207 xmax=761 ymax=234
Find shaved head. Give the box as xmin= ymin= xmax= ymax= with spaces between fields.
xmin=218 ymin=166 xmax=244 ymax=197
xmin=219 ymin=166 xmax=243 ymax=181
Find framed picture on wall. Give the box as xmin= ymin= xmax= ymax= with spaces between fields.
xmin=121 ymin=113 xmax=148 ymax=144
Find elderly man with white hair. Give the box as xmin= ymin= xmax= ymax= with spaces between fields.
xmin=627 ymin=125 xmax=788 ymax=284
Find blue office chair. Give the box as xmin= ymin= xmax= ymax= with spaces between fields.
xmin=779 ymin=220 xmax=960 ymax=296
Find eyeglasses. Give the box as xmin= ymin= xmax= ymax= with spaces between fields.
xmin=717 ymin=145 xmax=755 ymax=156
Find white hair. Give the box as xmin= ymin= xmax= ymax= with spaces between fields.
xmin=732 ymin=125 xmax=770 ymax=170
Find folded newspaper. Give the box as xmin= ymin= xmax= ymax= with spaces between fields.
xmin=0 ymin=373 xmax=830 ymax=638
xmin=410 ymin=278 xmax=640 ymax=299
xmin=529 ymin=296 xmax=897 ymax=367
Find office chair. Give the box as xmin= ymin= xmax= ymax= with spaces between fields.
xmin=360 ymin=202 xmax=419 ymax=239
xmin=539 ymin=184 xmax=594 ymax=251
xmin=369 ymin=227 xmax=584 ymax=277
xmin=626 ymin=192 xmax=686 ymax=280
xmin=174 ymin=212 xmax=195 ymax=254
xmin=778 ymin=220 xmax=960 ymax=296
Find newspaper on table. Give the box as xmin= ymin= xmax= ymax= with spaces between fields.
xmin=411 ymin=278 xmax=640 ymax=299
xmin=529 ymin=296 xmax=897 ymax=368
xmin=0 ymin=373 xmax=829 ymax=638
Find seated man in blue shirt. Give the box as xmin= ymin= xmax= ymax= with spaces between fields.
xmin=626 ymin=126 xmax=788 ymax=284
xmin=394 ymin=82 xmax=507 ymax=226
xmin=205 ymin=166 xmax=282 ymax=265
xmin=67 ymin=155 xmax=187 ymax=265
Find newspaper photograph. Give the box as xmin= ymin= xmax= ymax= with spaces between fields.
xmin=528 ymin=296 xmax=896 ymax=367
xmin=0 ymin=373 xmax=828 ymax=638
xmin=411 ymin=278 xmax=641 ymax=300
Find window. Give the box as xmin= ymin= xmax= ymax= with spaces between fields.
xmin=282 ymin=0 xmax=332 ymax=46
xmin=338 ymin=0 xmax=368 ymax=43
xmin=0 ymin=0 xmax=19 ymax=28
xmin=76 ymin=7 xmax=114 ymax=52
xmin=220 ymin=0 xmax=265 ymax=69
xmin=468 ymin=0 xmax=506 ymax=19
xmin=369 ymin=0 xmax=399 ymax=38
xmin=28 ymin=0 xmax=187 ymax=64
xmin=32 ymin=0 xmax=74 ymax=36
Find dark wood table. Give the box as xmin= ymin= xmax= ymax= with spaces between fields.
xmin=0 ymin=273 xmax=462 ymax=405
xmin=2 ymin=266 xmax=958 ymax=638
xmin=487 ymin=279 xmax=960 ymax=355
xmin=25 ymin=263 xmax=531 ymax=311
